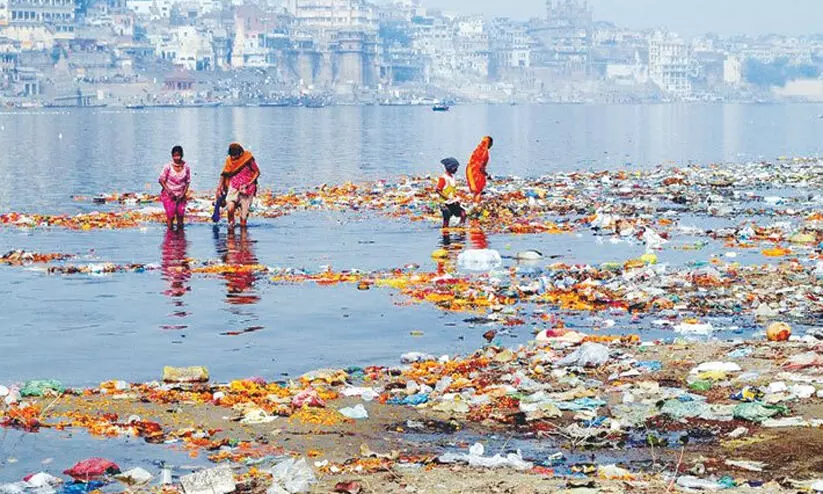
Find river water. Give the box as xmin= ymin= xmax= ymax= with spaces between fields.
xmin=0 ymin=103 xmax=822 ymax=480
xmin=2 ymin=103 xmax=823 ymax=383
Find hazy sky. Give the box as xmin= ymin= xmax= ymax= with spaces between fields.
xmin=422 ymin=0 xmax=823 ymax=36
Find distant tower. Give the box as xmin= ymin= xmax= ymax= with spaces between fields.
xmin=536 ymin=0 xmax=592 ymax=76
xmin=546 ymin=0 xmax=592 ymax=24
xmin=231 ymin=16 xmax=246 ymax=68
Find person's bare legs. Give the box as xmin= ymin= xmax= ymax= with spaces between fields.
xmin=227 ymin=202 xmax=237 ymax=229
xmin=239 ymin=195 xmax=251 ymax=229
xmin=175 ymin=214 xmax=184 ymax=230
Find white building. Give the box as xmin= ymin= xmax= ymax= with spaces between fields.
xmin=126 ymin=0 xmax=173 ymax=19
xmin=294 ymin=0 xmax=378 ymax=31
xmin=0 ymin=0 xmax=9 ymax=27
xmin=649 ymin=33 xmax=692 ymax=96
xmin=7 ymin=0 xmax=75 ymax=38
xmin=723 ymin=54 xmax=742 ymax=85
xmin=157 ymin=26 xmax=214 ymax=71
xmin=606 ymin=58 xmax=648 ymax=85
xmin=230 ymin=14 xmax=267 ymax=68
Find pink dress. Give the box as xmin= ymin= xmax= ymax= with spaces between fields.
xmin=159 ymin=161 xmax=191 ymax=219
xmin=228 ymin=160 xmax=258 ymax=197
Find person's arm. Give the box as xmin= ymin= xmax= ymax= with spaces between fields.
xmin=436 ymin=177 xmax=448 ymax=200
xmin=248 ymin=159 xmax=260 ymax=184
xmin=216 ymin=174 xmax=227 ymax=198
xmin=241 ymin=159 xmax=261 ymax=194
xmin=180 ymin=167 xmax=190 ymax=202
xmin=159 ymin=166 xmax=174 ymax=199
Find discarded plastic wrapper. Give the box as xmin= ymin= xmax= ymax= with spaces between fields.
xmin=339 ymin=404 xmax=369 ymax=420
xmin=163 ymin=366 xmax=209 ymax=383
xmin=181 ymin=465 xmax=235 ymax=494
xmin=556 ymin=342 xmax=610 ymax=367
xmin=20 ymin=379 xmax=64 ymax=397
xmin=115 ymin=467 xmax=154 ymax=485
xmin=264 ymin=457 xmax=316 ymax=493
xmin=457 ymin=249 xmax=502 ymax=271
xmin=438 ymin=442 xmax=532 ymax=470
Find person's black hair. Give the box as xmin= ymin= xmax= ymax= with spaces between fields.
xmin=171 ymin=145 xmax=184 ymax=157
xmin=487 ymin=136 xmax=494 ymax=149
xmin=228 ymin=143 xmax=244 ymax=158
xmin=441 ymin=157 xmax=460 ymax=172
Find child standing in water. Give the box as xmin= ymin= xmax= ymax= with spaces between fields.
xmin=159 ymin=145 xmax=191 ymax=230
xmin=436 ymin=157 xmax=467 ymax=228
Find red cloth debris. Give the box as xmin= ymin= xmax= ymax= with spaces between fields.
xmin=63 ymin=458 xmax=121 ymax=479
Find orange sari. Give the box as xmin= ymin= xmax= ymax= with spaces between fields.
xmin=466 ymin=136 xmax=491 ymax=195
xmin=222 ymin=148 xmax=254 ymax=178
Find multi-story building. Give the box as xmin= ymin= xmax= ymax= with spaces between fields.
xmin=529 ymin=0 xmax=591 ymax=76
xmin=453 ymin=17 xmax=489 ymax=78
xmin=294 ymin=0 xmax=377 ymax=31
xmin=158 ymin=26 xmax=214 ymax=71
xmin=126 ymin=0 xmax=173 ymax=20
xmin=649 ymin=33 xmax=692 ymax=96
xmin=291 ymin=0 xmax=380 ymax=88
xmin=489 ymin=17 xmax=530 ymax=80
xmin=7 ymin=0 xmax=76 ymax=36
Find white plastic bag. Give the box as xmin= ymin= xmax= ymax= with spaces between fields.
xmin=556 ymin=343 xmax=610 ymax=367
xmin=339 ymin=404 xmax=369 ymax=420
xmin=265 ymin=458 xmax=316 ymax=494
xmin=457 ymin=249 xmax=502 ymax=272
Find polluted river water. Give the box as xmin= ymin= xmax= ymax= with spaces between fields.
xmin=0 ymin=105 xmax=822 ymax=492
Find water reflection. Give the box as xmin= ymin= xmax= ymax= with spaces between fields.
xmin=436 ymin=227 xmax=490 ymax=274
xmin=160 ymin=228 xmax=190 ymax=300
xmin=437 ymin=230 xmax=465 ymax=274
xmin=213 ymin=226 xmax=260 ymax=305
xmin=468 ymin=228 xmax=489 ymax=250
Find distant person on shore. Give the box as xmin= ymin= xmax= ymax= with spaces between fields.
xmin=215 ymin=142 xmax=260 ymax=229
xmin=158 ymin=145 xmax=191 ymax=230
xmin=467 ymin=136 xmax=493 ymax=203
xmin=436 ymin=157 xmax=467 ymax=229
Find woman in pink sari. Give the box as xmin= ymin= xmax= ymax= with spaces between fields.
xmin=158 ymin=145 xmax=191 ymax=230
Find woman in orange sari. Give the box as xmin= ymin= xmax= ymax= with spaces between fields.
xmin=466 ymin=136 xmax=493 ymax=202
xmin=216 ymin=143 xmax=260 ymax=229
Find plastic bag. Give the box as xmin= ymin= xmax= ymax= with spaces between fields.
xmin=556 ymin=343 xmax=609 ymax=367
xmin=0 ymin=483 xmax=26 ymax=494
xmin=675 ymin=476 xmax=723 ymax=491
xmin=114 ymin=468 xmax=153 ymax=485
xmin=338 ymin=404 xmax=368 ymax=420
xmin=265 ymin=458 xmax=316 ymax=494
xmin=733 ymin=403 xmax=788 ymax=423
xmin=59 ymin=481 xmax=106 ymax=494
xmin=690 ymin=362 xmax=741 ymax=374
xmin=457 ymin=249 xmax=502 ymax=271
xmin=438 ymin=443 xmax=532 ymax=470
xmin=20 ymin=380 xmax=64 ymax=397
xmin=23 ymin=473 xmax=62 ymax=489
xmin=387 ymin=393 xmax=428 ymax=406
xmin=180 ymin=465 xmax=235 ymax=494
